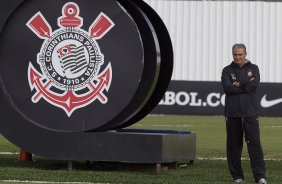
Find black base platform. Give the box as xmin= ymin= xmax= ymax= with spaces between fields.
xmin=20 ymin=129 xmax=196 ymax=173
xmin=85 ymin=129 xmax=196 ymax=164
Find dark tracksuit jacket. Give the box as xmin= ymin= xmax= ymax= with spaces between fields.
xmin=221 ymin=61 xmax=266 ymax=182
xmin=221 ymin=61 xmax=260 ymax=117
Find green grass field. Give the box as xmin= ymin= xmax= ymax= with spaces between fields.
xmin=0 ymin=115 xmax=282 ymax=184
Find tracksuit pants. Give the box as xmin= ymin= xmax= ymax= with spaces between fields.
xmin=225 ymin=116 xmax=266 ymax=182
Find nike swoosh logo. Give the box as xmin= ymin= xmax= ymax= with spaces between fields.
xmin=261 ymin=94 xmax=282 ymax=108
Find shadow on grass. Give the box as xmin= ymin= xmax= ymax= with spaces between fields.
xmin=0 ymin=154 xmax=192 ymax=173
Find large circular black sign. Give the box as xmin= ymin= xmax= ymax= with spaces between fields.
xmin=0 ymin=0 xmax=146 ymax=132
xmin=0 ymin=0 xmax=173 ymax=158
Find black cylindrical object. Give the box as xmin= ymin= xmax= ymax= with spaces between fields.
xmin=0 ymin=0 xmax=173 ymax=159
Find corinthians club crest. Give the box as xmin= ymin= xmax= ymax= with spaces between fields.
xmin=27 ymin=2 xmax=114 ymax=117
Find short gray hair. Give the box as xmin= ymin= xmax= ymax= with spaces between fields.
xmin=232 ymin=43 xmax=247 ymax=53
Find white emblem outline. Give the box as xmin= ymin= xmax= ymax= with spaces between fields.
xmin=26 ymin=2 xmax=115 ymax=117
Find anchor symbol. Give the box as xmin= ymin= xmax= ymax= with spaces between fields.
xmin=28 ymin=62 xmax=112 ymax=116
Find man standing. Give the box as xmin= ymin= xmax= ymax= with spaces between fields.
xmin=221 ymin=44 xmax=267 ymax=184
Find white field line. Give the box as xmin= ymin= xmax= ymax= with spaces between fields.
xmin=1 ymin=152 xmax=280 ymax=161
xmin=152 ymin=124 xmax=192 ymax=127
xmin=264 ymin=126 xmax=282 ymax=128
xmin=136 ymin=124 xmax=282 ymax=128
xmin=1 ymin=180 xmax=110 ymax=184
xmin=197 ymin=157 xmax=282 ymax=161
xmin=0 ymin=152 xmax=18 ymax=155
xmin=146 ymin=114 xmax=164 ymax=117
xmin=134 ymin=124 xmax=192 ymax=127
